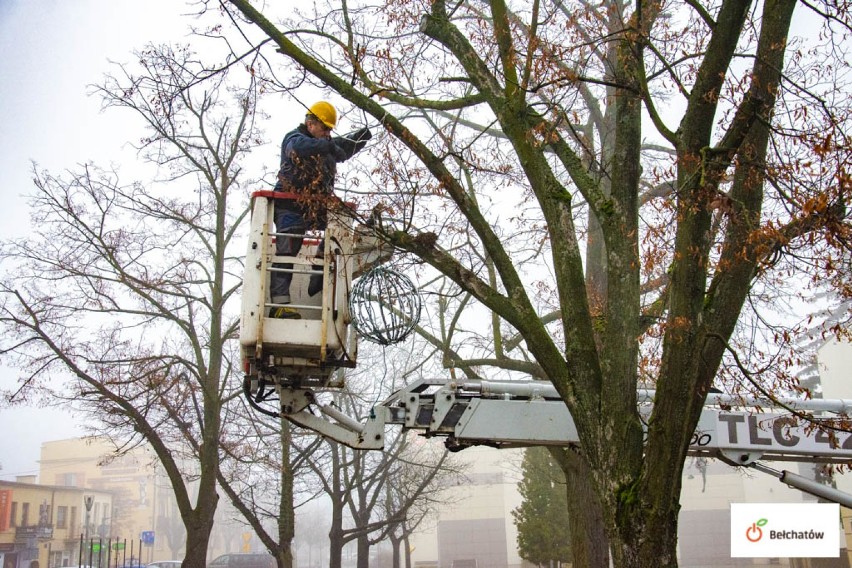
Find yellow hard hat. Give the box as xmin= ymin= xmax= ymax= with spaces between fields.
xmin=307 ymin=101 xmax=337 ymax=129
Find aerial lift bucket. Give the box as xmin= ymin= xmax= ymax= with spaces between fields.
xmin=239 ymin=191 xmax=392 ymax=392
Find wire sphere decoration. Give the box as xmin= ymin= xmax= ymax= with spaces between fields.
xmin=349 ymin=266 xmax=422 ymax=345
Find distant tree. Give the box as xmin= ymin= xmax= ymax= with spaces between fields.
xmin=293 ymin=505 xmax=331 ymax=567
xmin=0 ymin=44 xmax=263 ymax=568
xmin=216 ymin=406 xmax=326 ymax=568
xmin=512 ymin=447 xmax=571 ymax=567
xmin=288 ymin=343 xmax=463 ymax=568
xmin=313 ymin=394 xmax=452 ymax=568
xmin=379 ymin=437 xmax=454 ymax=568
xmin=156 ymin=493 xmax=187 ymax=560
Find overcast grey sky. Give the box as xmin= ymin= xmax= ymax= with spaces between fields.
xmin=0 ymin=0 xmax=194 ymax=481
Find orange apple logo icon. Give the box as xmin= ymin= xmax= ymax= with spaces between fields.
xmin=746 ymin=518 xmax=768 ymax=542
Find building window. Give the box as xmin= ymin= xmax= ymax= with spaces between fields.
xmin=21 ymin=502 xmax=30 ymax=527
xmin=10 ymin=502 xmax=17 ymax=527
xmin=70 ymin=506 xmax=77 ymax=535
xmin=56 ymin=506 xmax=68 ymax=529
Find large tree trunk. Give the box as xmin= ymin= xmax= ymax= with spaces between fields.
xmin=550 ymin=448 xmax=609 ymax=568
xmin=327 ymin=443 xmax=346 ymax=568
xmin=388 ymin=532 xmax=402 ymax=568
xmin=328 ymin=522 xmax=344 ymax=568
xmin=183 ymin=468 xmax=218 ymax=568
xmin=185 ymin=520 xmax=216 ymax=568
xmin=403 ymin=533 xmax=413 ymax=568
xmin=277 ymin=421 xmax=295 ymax=568
xmin=183 ymin=409 xmax=222 ymax=568
xmin=356 ymin=533 xmax=370 ymax=568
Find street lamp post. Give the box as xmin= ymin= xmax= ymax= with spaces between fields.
xmin=84 ymin=496 xmax=93 ymax=540
xmin=83 ymin=495 xmax=94 ymax=567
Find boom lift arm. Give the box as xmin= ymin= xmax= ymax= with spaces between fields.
xmin=272 ymin=378 xmax=852 ymax=506
xmin=281 ymin=378 xmax=852 ymax=463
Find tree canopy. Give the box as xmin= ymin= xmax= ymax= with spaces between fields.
xmin=220 ymin=1 xmax=852 ymax=566
xmin=1 ymin=1 xmax=849 ymax=566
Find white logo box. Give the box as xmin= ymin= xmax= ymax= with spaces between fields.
xmin=731 ymin=503 xmax=840 ymax=558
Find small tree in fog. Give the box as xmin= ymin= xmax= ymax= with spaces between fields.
xmin=512 ymin=447 xmax=571 ymax=567
xmin=0 ymin=44 xmax=263 ymax=568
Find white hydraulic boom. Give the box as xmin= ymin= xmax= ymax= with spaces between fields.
xmin=279 ymin=378 xmax=852 ymax=463
xmin=275 ymin=378 xmax=852 ymax=506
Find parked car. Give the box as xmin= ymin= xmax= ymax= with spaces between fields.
xmin=207 ymin=554 xmax=274 ymax=568
xmin=147 ymin=561 xmax=182 ymax=568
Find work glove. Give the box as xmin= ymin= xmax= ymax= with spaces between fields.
xmin=352 ymin=126 xmax=372 ymax=142
xmin=333 ymin=127 xmax=372 ymax=159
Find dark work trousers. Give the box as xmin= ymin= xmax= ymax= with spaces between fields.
xmin=270 ymin=206 xmax=324 ymax=303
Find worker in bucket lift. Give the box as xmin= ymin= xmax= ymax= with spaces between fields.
xmin=269 ymin=100 xmax=372 ymax=319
